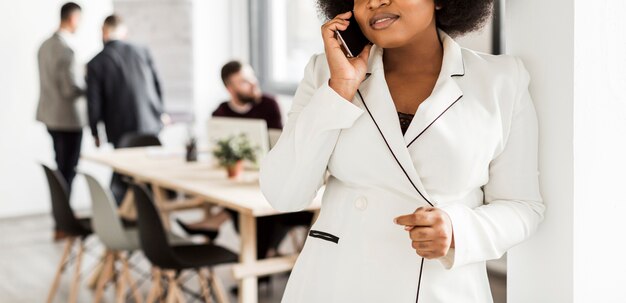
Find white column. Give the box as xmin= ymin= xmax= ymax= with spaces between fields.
xmin=506 ymin=0 xmax=626 ymax=302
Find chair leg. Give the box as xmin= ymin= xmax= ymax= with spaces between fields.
xmin=46 ymin=237 xmax=76 ymax=303
xmin=165 ymin=271 xmax=177 ymax=303
xmin=174 ymin=287 xmax=186 ymax=303
xmin=115 ymin=253 xmax=128 ymax=303
xmin=196 ymin=268 xmax=212 ymax=303
xmin=120 ymin=252 xmax=143 ymax=303
xmin=146 ymin=267 xmax=162 ymax=303
xmin=93 ymin=251 xmax=115 ymax=303
xmin=68 ymin=238 xmax=85 ymax=303
xmin=87 ymin=250 xmax=108 ymax=289
xmin=208 ymin=269 xmax=229 ymax=303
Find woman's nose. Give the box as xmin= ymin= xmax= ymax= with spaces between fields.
xmin=366 ymin=0 xmax=390 ymax=10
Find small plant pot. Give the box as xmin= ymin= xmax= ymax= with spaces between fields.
xmin=226 ymin=160 xmax=244 ymax=179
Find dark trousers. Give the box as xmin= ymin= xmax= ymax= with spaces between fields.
xmin=110 ymin=139 xmax=127 ymax=205
xmin=227 ymin=209 xmax=315 ymax=259
xmin=48 ymin=129 xmax=83 ymax=192
xmin=110 ymin=173 xmax=127 ymax=205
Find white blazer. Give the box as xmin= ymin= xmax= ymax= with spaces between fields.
xmin=260 ymin=30 xmax=545 ymax=303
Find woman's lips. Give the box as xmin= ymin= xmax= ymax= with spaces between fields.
xmin=369 ymin=14 xmax=399 ymax=30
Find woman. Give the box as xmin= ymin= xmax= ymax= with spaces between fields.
xmin=260 ymin=0 xmax=544 ymax=302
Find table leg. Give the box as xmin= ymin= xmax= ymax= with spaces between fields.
xmin=117 ymin=190 xmax=136 ymax=220
xmin=151 ymin=183 xmax=171 ymax=230
xmin=238 ymin=213 xmax=257 ymax=303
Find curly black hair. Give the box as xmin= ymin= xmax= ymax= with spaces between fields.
xmin=316 ymin=0 xmax=493 ymax=37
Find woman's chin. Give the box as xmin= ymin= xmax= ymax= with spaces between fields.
xmin=370 ymin=37 xmax=410 ymax=49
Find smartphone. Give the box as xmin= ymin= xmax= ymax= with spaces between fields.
xmin=334 ymin=14 xmax=371 ymax=58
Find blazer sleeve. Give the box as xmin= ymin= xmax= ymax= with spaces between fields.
xmin=437 ymin=57 xmax=545 ymax=270
xmin=86 ymin=62 xmax=103 ymax=139
xmin=57 ymin=48 xmax=84 ymax=100
xmin=146 ymin=48 xmax=163 ymax=103
xmin=260 ymin=54 xmax=364 ymax=212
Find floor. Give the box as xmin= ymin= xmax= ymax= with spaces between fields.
xmin=0 ymin=212 xmax=506 ymax=303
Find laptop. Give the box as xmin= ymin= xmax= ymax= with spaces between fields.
xmin=268 ymin=129 xmax=282 ymax=149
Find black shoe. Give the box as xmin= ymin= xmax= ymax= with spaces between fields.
xmin=175 ymin=218 xmax=219 ymax=241
xmin=229 ymin=276 xmax=272 ymax=295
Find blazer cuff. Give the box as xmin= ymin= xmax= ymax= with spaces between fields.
xmin=297 ymin=80 xmax=364 ymax=133
xmin=436 ymin=203 xmax=469 ymax=270
xmin=438 ymin=248 xmax=456 ymax=270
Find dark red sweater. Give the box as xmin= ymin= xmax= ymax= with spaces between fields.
xmin=211 ymin=95 xmax=283 ymax=129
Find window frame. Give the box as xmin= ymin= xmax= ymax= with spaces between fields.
xmin=249 ymin=0 xmax=318 ymax=96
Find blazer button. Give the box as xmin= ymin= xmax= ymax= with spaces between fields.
xmin=354 ymin=196 xmax=368 ymax=210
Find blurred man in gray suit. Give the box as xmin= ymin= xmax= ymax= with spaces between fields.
xmin=87 ymin=14 xmax=166 ymax=202
xmin=36 ymin=2 xmax=85 ymax=191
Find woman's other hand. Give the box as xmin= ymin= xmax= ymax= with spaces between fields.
xmin=321 ymin=11 xmax=373 ymax=101
xmin=394 ymin=207 xmax=455 ymax=259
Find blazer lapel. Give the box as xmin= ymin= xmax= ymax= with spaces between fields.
xmin=404 ymin=30 xmax=465 ymax=148
xmin=355 ymin=30 xmax=466 ymax=207
xmin=356 ymin=46 xmax=434 ymax=206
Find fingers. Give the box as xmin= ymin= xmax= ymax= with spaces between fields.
xmin=412 ymin=240 xmax=449 ymax=259
xmin=394 ymin=207 xmax=439 ymax=227
xmin=321 ymin=19 xmax=350 ymax=41
xmin=412 ymin=240 xmax=450 ymax=258
xmin=408 ymin=226 xmax=438 ymax=242
xmin=321 ymin=11 xmax=352 ymax=41
xmin=336 ymin=11 xmax=352 ymax=19
xmin=396 ymin=207 xmax=454 ymax=259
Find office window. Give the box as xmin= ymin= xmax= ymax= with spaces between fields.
xmin=250 ymin=0 xmax=324 ymax=95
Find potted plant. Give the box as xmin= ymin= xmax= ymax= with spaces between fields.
xmin=212 ymin=133 xmax=258 ymax=179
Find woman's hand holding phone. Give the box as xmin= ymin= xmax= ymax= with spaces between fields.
xmin=321 ymin=11 xmax=372 ymax=102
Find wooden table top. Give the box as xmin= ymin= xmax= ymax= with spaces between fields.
xmin=82 ymin=147 xmax=323 ymax=217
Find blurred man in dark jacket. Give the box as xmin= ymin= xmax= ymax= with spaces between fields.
xmin=87 ymin=14 xmax=166 ymax=202
xmin=86 ymin=14 xmax=165 ymax=148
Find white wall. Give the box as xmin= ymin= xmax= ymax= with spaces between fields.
xmin=191 ymin=0 xmax=248 ymax=142
xmin=572 ymin=0 xmax=626 ymax=301
xmin=507 ymin=0 xmax=626 ymax=302
xmin=0 ymin=0 xmax=114 ymax=218
xmin=506 ymin=0 xmax=575 ymax=301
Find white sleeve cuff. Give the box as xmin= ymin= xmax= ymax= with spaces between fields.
xmin=436 ymin=203 xmax=469 ymax=270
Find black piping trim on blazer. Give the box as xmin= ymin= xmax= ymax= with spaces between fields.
xmin=406 ymin=59 xmax=465 ymax=148
xmin=356 ymin=88 xmax=433 ymax=208
xmin=357 ymin=88 xmax=430 ymax=303
xmin=406 ymin=94 xmax=464 ymax=148
xmin=309 ymin=230 xmax=339 ymax=244
xmin=356 ymin=59 xmax=465 ymax=302
xmin=416 ymin=258 xmax=425 ymax=300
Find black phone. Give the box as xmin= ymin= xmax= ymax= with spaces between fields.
xmin=334 ymin=14 xmax=370 ymax=58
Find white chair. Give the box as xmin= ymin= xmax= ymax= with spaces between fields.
xmin=84 ymin=173 xmax=143 ymax=303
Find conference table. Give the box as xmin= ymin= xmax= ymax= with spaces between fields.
xmin=82 ymin=147 xmax=323 ymax=303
